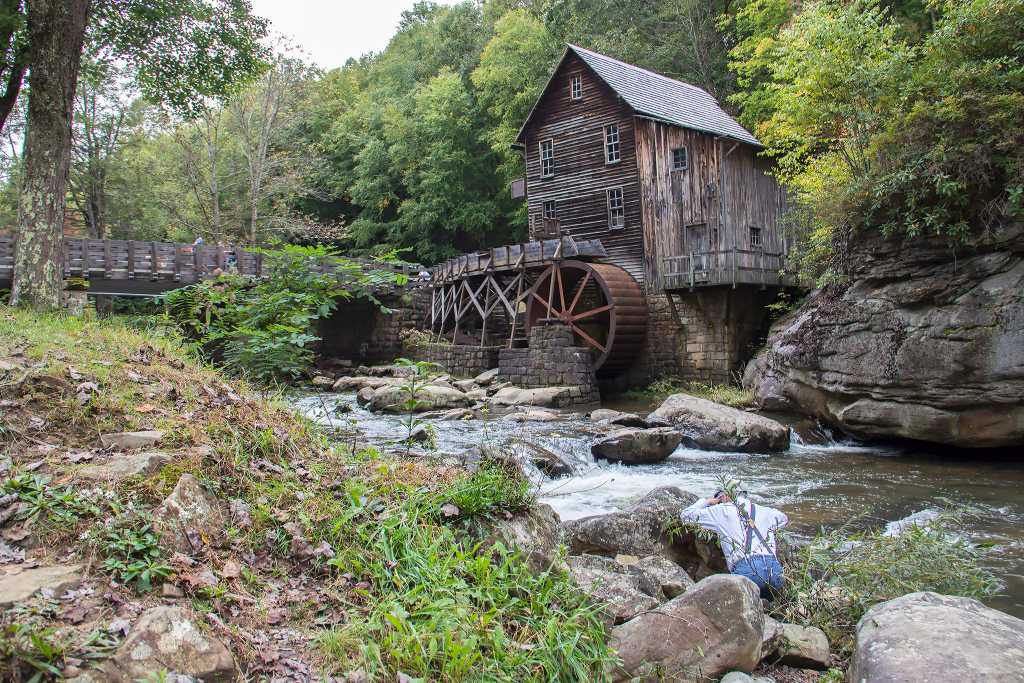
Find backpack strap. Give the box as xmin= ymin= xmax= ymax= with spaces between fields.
xmin=743 ymin=503 xmax=757 ymax=555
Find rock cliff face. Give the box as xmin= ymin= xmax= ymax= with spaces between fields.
xmin=744 ymin=223 xmax=1024 ymax=448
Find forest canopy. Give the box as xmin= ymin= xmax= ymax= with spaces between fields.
xmin=3 ymin=0 xmax=1021 ymax=276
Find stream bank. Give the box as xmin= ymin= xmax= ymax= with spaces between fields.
xmin=296 ymin=390 xmax=1024 ymax=618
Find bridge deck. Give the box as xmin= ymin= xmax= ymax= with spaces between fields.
xmin=0 ymin=236 xmax=420 ymax=297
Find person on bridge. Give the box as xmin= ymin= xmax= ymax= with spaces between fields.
xmin=680 ymin=480 xmax=789 ymax=599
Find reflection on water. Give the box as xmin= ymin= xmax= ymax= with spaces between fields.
xmin=293 ymin=392 xmax=1024 ymax=617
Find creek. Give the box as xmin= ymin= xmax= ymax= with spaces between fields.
xmin=292 ymin=391 xmax=1024 ymax=618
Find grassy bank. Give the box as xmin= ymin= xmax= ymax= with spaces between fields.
xmin=622 ymin=377 xmax=756 ymax=409
xmin=0 ymin=308 xmax=611 ymax=681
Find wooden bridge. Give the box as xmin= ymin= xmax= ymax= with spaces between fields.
xmin=0 ymin=236 xmax=421 ymax=297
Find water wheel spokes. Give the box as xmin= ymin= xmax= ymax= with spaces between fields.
xmin=525 ymin=260 xmax=647 ymax=376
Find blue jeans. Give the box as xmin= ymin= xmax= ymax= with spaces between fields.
xmin=732 ymin=555 xmax=784 ymax=599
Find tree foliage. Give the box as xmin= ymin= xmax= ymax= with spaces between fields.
xmin=165 ymin=245 xmax=404 ymax=384
xmin=729 ymin=0 xmax=1024 ymax=281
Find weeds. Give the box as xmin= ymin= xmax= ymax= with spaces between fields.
xmin=320 ymin=479 xmax=612 ymax=680
xmin=393 ymin=358 xmax=438 ymax=456
xmin=622 ymin=378 xmax=755 ymax=408
xmin=1 ymin=474 xmax=100 ymax=535
xmin=772 ymin=510 xmax=998 ymax=657
xmin=92 ymin=509 xmax=173 ymax=593
xmin=0 ymin=624 xmax=117 ymax=682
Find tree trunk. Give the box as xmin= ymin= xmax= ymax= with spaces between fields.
xmin=11 ymin=0 xmax=91 ymax=310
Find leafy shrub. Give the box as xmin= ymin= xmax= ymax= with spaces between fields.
xmin=165 ymin=245 xmax=406 ymax=384
xmin=423 ymin=459 xmax=534 ymax=521
xmin=736 ymin=0 xmax=1024 ymax=281
xmin=773 ymin=511 xmax=998 ymax=656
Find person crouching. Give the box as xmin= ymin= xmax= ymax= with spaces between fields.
xmin=680 ymin=482 xmax=788 ymax=599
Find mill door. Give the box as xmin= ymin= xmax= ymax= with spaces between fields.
xmin=685 ymin=222 xmax=719 ymax=279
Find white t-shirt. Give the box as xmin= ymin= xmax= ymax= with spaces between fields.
xmin=680 ymin=496 xmax=789 ymax=570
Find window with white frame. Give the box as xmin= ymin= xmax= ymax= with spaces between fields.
xmin=570 ymin=74 xmax=582 ymax=100
xmin=539 ymin=139 xmax=554 ymax=177
xmin=543 ymin=200 xmax=557 ymax=220
xmin=607 ymin=187 xmax=625 ymax=229
xmin=604 ymin=124 xmax=621 ymax=164
xmin=672 ymin=147 xmax=688 ymax=171
xmin=749 ymin=225 xmax=763 ymax=248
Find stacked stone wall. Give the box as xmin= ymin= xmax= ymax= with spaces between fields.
xmin=416 ymin=343 xmax=501 ymax=378
xmin=628 ymin=289 xmax=779 ymax=386
xmin=498 ymin=323 xmax=600 ymax=407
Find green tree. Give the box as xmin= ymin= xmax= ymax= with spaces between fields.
xmin=738 ymin=0 xmax=1023 ymax=281
xmin=471 ymin=9 xmax=559 ymax=180
xmin=386 ymin=69 xmax=504 ymax=261
xmin=11 ymin=0 xmax=267 ymax=310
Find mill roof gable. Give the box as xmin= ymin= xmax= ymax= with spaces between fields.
xmin=516 ymin=44 xmax=761 ymax=148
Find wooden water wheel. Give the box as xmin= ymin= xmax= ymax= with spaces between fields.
xmin=525 ymin=260 xmax=647 ymax=376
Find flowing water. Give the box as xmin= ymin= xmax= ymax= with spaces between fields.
xmin=293 ymin=392 xmax=1024 ymax=618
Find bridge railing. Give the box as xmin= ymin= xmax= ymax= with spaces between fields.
xmin=0 ymin=236 xmax=422 ymax=295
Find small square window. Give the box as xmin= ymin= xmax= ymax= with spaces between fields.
xmin=570 ymin=74 xmax=582 ymax=100
xmin=539 ymin=139 xmax=554 ymax=178
xmin=750 ymin=226 xmax=763 ymax=248
xmin=604 ymin=124 xmax=621 ymax=164
xmin=672 ymin=147 xmax=688 ymax=171
xmin=607 ymin=187 xmax=625 ymax=229
xmin=543 ymin=200 xmax=557 ymax=220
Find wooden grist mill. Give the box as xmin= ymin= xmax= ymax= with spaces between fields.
xmin=429 ymin=44 xmax=799 ymax=385
xmin=428 ymin=236 xmax=648 ymax=378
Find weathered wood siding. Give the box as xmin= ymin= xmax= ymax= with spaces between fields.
xmin=522 ymin=53 xmax=645 ymax=285
xmin=635 ymin=119 xmax=788 ymax=289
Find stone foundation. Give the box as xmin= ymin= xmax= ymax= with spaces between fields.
xmin=499 ymin=323 xmax=600 ymax=406
xmin=318 ymin=288 xmax=430 ymax=365
xmin=417 ymin=343 xmax=501 ymax=378
xmin=630 ymin=289 xmax=780 ymax=386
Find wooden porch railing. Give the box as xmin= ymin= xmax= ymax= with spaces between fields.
xmin=660 ymin=248 xmax=796 ymax=290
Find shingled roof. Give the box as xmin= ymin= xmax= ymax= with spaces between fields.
xmin=517 ymin=45 xmax=761 ymax=148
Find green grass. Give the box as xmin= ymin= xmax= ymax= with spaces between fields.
xmin=317 ymin=474 xmax=611 ymax=680
xmin=623 ymin=377 xmax=756 ymax=408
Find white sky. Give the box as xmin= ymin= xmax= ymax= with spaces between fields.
xmin=249 ymin=0 xmax=461 ymax=70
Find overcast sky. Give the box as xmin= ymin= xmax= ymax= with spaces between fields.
xmin=249 ymin=0 xmax=460 ymax=69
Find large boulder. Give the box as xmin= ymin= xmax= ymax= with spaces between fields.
xmin=154 ymin=474 xmax=227 ymax=554
xmin=486 ymin=503 xmax=563 ymax=573
xmin=649 ymin=394 xmax=789 ymax=453
xmin=744 ymin=223 xmax=1024 ymax=448
xmin=368 ymin=383 xmax=472 ymax=413
xmin=848 ymin=591 xmax=1024 ymax=682
xmin=567 ymin=555 xmax=659 ymax=625
xmin=489 ymin=386 xmax=572 ymax=408
xmin=564 ymin=486 xmax=696 ymax=559
xmin=0 ymin=564 xmax=82 ymax=607
xmin=591 ymin=428 xmax=682 ymax=465
xmin=609 ymin=574 xmax=764 ymax=682
xmin=100 ymin=606 xmax=235 ymax=682
xmin=630 ymin=554 xmax=695 ymax=599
